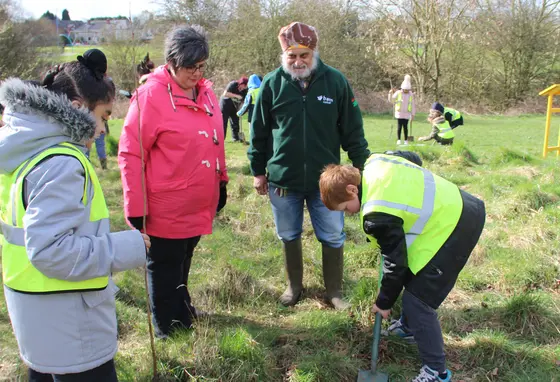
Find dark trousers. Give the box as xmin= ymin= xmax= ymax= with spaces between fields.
xmin=220 ymin=98 xmax=240 ymax=140
xmin=402 ymin=190 xmax=485 ymax=373
xmin=435 ymin=135 xmax=454 ymax=145
xmin=397 ymin=118 xmax=409 ymax=140
xmin=28 ymin=359 xmax=117 ymax=382
xmin=147 ymin=235 xmax=201 ymax=338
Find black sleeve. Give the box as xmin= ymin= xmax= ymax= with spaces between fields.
xmin=128 ymin=217 xmax=144 ymax=231
xmin=383 ymin=150 xmax=423 ymax=167
xmin=226 ymin=81 xmax=238 ymax=94
xmin=444 ymin=111 xmax=453 ymax=124
xmin=363 ymin=212 xmax=409 ymax=310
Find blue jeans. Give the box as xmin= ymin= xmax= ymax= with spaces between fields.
xmin=268 ymin=185 xmax=345 ymax=248
xmin=86 ymin=134 xmax=106 ymax=159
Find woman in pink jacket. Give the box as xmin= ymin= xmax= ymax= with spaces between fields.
xmin=118 ymin=25 xmax=228 ymax=338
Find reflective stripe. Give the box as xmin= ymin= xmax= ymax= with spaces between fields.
xmin=362 ymin=200 xmax=422 ymax=215
xmin=0 ymin=219 xmax=25 ymax=246
xmin=362 ymin=155 xmax=436 ymax=247
xmin=439 ymin=127 xmax=452 ymax=133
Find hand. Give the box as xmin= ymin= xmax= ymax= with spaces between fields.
xmin=371 ymin=304 xmax=391 ymax=320
xmin=141 ymin=234 xmax=151 ymax=250
xmin=253 ymin=175 xmax=268 ymax=195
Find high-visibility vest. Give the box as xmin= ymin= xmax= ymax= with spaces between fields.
xmin=249 ymin=87 xmax=260 ymax=105
xmin=360 ymin=154 xmax=463 ymax=274
xmin=445 ymin=107 xmax=462 ymax=121
xmin=0 ymin=143 xmax=109 ymax=293
xmin=395 ymin=92 xmax=413 ymax=113
xmin=436 ymin=120 xmax=455 ymax=139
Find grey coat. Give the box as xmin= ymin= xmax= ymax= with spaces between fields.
xmin=0 ymin=79 xmax=146 ymax=374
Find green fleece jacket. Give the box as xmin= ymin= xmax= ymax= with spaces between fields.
xmin=247 ymin=59 xmax=370 ymax=192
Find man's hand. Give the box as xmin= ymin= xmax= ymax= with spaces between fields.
xmin=371 ymin=303 xmax=391 ymax=320
xmin=253 ymin=175 xmax=268 ymax=195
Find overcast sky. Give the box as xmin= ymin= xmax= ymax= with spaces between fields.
xmin=17 ymin=0 xmax=160 ymax=21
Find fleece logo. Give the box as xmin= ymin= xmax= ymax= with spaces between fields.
xmin=317 ymin=95 xmax=334 ymax=105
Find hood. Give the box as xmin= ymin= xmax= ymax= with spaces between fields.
xmin=0 ymin=78 xmax=96 ymax=174
xmin=248 ymin=74 xmax=261 ymax=89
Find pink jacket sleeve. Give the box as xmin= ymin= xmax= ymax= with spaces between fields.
xmin=118 ymin=92 xmax=160 ymax=221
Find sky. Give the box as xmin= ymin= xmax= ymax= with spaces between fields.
xmin=17 ymin=0 xmax=161 ymax=21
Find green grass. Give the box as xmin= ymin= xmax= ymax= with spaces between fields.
xmin=1 ymin=114 xmax=560 ymax=381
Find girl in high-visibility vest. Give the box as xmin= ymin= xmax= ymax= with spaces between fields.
xmin=0 ymin=49 xmax=150 ymax=380
xmin=418 ymin=108 xmax=455 ymax=145
xmin=389 ymin=74 xmax=416 ymax=145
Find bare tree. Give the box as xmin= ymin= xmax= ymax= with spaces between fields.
xmin=476 ymin=0 xmax=560 ymax=105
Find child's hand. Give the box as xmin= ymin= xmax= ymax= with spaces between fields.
xmin=371 ymin=304 xmax=391 ymax=320
xmin=142 ymin=234 xmax=151 ymax=250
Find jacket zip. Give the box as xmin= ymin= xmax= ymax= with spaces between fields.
xmin=303 ymin=95 xmax=307 ymax=192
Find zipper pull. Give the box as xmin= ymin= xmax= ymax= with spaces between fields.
xmin=216 ymin=158 xmax=220 ymax=173
xmin=213 ymin=129 xmax=219 ymax=145
xmin=303 ymin=95 xmax=307 ymax=103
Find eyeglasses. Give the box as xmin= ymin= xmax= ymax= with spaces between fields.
xmin=184 ymin=63 xmax=207 ymax=74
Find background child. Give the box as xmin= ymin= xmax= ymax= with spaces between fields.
xmin=389 ymin=74 xmax=416 ymax=145
xmin=237 ymin=74 xmax=262 ymax=123
xmin=319 ymin=151 xmax=486 ymax=382
xmin=432 ymin=102 xmax=464 ymax=130
xmin=418 ymin=108 xmax=455 ymax=145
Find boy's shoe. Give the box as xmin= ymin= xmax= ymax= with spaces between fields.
xmin=412 ymin=365 xmax=452 ymax=382
xmin=381 ymin=318 xmax=416 ymax=343
xmin=397 ymin=139 xmax=402 ymax=145
xmin=404 ymin=140 xmax=409 ymax=145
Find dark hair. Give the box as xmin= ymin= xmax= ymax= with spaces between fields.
xmin=137 ymin=52 xmax=155 ymax=76
xmin=41 ymin=49 xmax=115 ymax=110
xmin=165 ymin=25 xmax=209 ymax=71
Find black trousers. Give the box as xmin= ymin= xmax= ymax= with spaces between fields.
xmin=28 ymin=360 xmax=117 ymax=382
xmin=247 ymin=104 xmax=254 ymax=123
xmin=147 ymin=235 xmax=201 ymax=338
xmin=397 ymin=118 xmax=409 ymax=140
xmin=220 ymin=98 xmax=240 ymax=140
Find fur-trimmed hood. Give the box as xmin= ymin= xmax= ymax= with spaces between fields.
xmin=0 ymin=78 xmax=96 ymax=174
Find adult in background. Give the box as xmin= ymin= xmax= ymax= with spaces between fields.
xmin=118 ymin=25 xmax=228 ymax=338
xmin=432 ymin=102 xmax=464 ymax=130
xmin=248 ymin=22 xmax=370 ymax=310
xmin=220 ymin=76 xmax=248 ymax=141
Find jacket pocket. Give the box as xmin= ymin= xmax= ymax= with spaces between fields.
xmin=81 ymin=286 xmax=114 ymax=308
xmin=148 ymin=178 xmax=189 ymax=193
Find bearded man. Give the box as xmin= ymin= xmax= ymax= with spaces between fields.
xmin=248 ymin=22 xmax=370 ymax=309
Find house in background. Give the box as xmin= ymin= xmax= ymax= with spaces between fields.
xmin=72 ymin=19 xmax=132 ymax=44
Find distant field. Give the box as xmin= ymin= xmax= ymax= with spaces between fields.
xmin=1 ymin=113 xmax=559 ymax=381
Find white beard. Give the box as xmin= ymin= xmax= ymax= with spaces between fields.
xmin=281 ymin=51 xmax=319 ymax=81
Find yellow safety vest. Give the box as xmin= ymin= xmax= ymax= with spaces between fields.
xmin=249 ymin=87 xmax=260 ymax=105
xmin=444 ymin=107 xmax=461 ymax=121
xmin=436 ymin=120 xmax=455 ymax=139
xmin=0 ymin=143 xmax=109 ymax=293
xmin=395 ymin=92 xmax=413 ymax=113
xmin=360 ymin=154 xmax=463 ymax=274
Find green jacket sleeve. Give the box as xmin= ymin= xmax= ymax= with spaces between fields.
xmin=247 ymin=79 xmax=271 ymax=176
xmin=338 ymin=77 xmax=370 ymax=170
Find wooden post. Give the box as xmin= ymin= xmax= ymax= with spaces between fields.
xmin=543 ymin=94 xmax=553 ymax=159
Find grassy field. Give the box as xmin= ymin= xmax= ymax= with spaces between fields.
xmin=1 ymin=113 xmax=559 ymax=381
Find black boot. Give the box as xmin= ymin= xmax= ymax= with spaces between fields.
xmin=100 ymin=158 xmax=107 ymax=170
xmin=322 ymin=244 xmax=350 ymax=310
xmin=279 ymin=238 xmax=304 ymax=306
